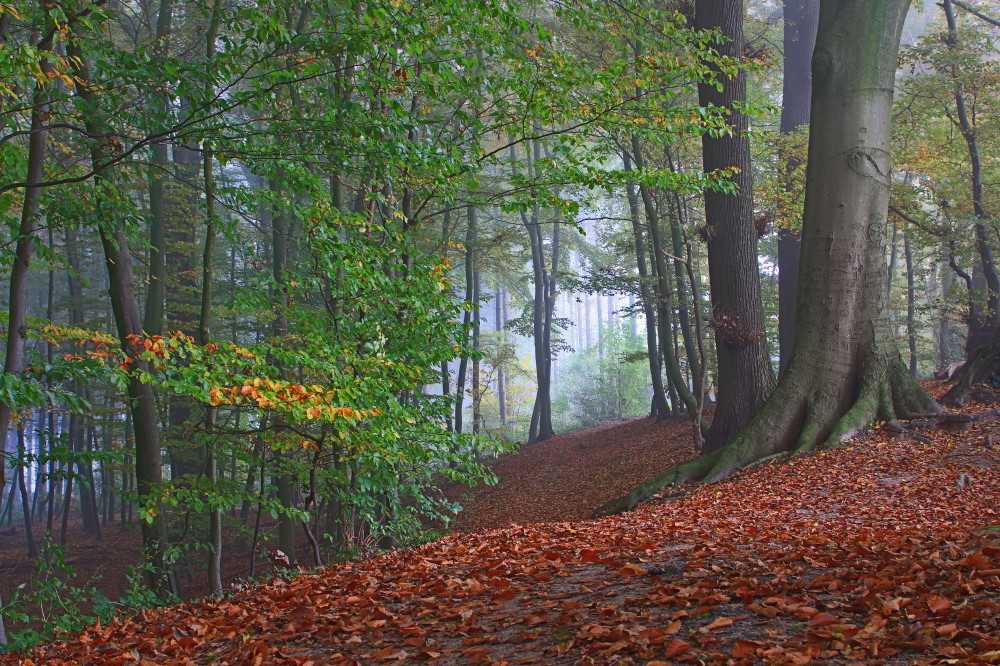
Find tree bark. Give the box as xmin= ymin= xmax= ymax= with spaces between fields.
xmin=143 ymin=0 xmax=174 ymax=335
xmin=17 ymin=428 xmax=37 ymax=557
xmin=595 ymin=0 xmax=936 ymax=517
xmin=496 ymin=284 xmax=507 ymax=427
xmin=696 ymin=0 xmax=776 ymax=453
xmin=455 ymin=205 xmax=476 ymax=434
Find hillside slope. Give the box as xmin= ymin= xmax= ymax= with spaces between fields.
xmin=9 ymin=411 xmax=1000 ymax=665
xmin=445 ymin=415 xmax=698 ymax=531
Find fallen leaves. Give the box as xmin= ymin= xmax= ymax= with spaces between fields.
xmin=6 ymin=407 xmax=1000 ymax=665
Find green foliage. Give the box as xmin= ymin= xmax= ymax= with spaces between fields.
xmin=0 ymin=539 xmax=171 ymax=654
xmin=0 ymin=536 xmax=189 ymax=653
xmin=553 ymin=324 xmax=652 ymax=431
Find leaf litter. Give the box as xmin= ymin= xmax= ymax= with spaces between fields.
xmin=5 ymin=396 xmax=1000 ymax=665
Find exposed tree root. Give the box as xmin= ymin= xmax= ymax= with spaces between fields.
xmin=593 ymin=357 xmax=940 ymax=518
xmin=906 ymin=409 xmax=1000 ymax=430
xmin=942 ymin=329 xmax=1000 ymax=407
xmin=591 ymin=449 xmax=724 ymax=517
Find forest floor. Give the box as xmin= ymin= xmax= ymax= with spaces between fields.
xmin=3 ymin=382 xmax=1000 ymax=664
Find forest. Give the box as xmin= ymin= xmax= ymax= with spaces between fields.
xmin=0 ymin=0 xmax=998 ymax=659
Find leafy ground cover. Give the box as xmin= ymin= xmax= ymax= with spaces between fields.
xmin=5 ymin=390 xmax=1000 ymax=664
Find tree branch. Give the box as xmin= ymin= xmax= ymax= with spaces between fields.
xmin=888 ymin=205 xmax=946 ymax=236
xmin=946 ymin=0 xmax=1000 ymax=28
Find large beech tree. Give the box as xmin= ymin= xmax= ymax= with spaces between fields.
xmin=596 ymin=0 xmax=938 ymax=516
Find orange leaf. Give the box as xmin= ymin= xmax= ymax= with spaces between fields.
xmin=618 ymin=563 xmax=647 ymax=578
xmin=936 ymin=623 xmax=958 ymax=636
xmin=702 ymin=616 xmax=734 ymax=631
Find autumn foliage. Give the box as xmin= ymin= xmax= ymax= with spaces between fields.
xmin=8 ymin=409 xmax=999 ymax=665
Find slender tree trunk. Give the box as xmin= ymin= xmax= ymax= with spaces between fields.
xmin=270 ymin=178 xmax=296 ymax=567
xmin=597 ymin=289 xmax=604 ymax=359
xmin=472 ymin=261 xmax=482 ymax=435
xmin=199 ymin=0 xmax=224 ymax=594
xmin=17 ymin=428 xmax=36 ymax=557
xmin=455 ymin=206 xmax=477 ymax=433
xmin=630 ymin=136 xmax=701 ymax=422
xmin=67 ymin=33 xmax=172 ymax=597
xmin=623 ymin=156 xmax=670 ymax=418
xmin=0 ymin=56 xmax=51 ymax=502
xmin=496 ymin=285 xmax=507 ymax=427
xmin=938 ymin=0 xmax=999 ymax=358
xmin=777 ymin=0 xmax=820 ymax=374
xmin=905 ymin=235 xmax=918 ymax=376
xmin=143 ymin=0 xmax=174 ymax=336
xmin=59 ymin=447 xmax=73 ymax=545
xmin=664 ymin=169 xmax=701 ymax=395
xmin=516 ymin=139 xmax=555 ymax=443
xmin=939 ymin=244 xmax=960 ymax=371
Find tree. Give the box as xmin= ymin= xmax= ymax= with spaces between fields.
xmin=776 ymin=0 xmax=820 ymax=373
xmin=595 ymin=0 xmax=938 ymax=516
xmin=695 ymin=0 xmax=776 ymax=453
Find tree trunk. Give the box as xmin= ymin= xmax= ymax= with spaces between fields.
xmin=595 ymin=0 xmax=936 ymax=517
xmin=696 ymin=0 xmax=776 ymax=454
xmin=496 ymin=284 xmax=507 ymax=427
xmin=518 ymin=139 xmax=555 ymax=443
xmin=623 ymin=156 xmax=670 ymax=418
xmin=905 ymin=235 xmax=918 ymax=376
xmin=939 ymin=0 xmax=1000 ymax=359
xmin=630 ymin=136 xmax=701 ymax=422
xmin=938 ymin=244 xmax=960 ymax=371
xmin=455 ymin=205 xmax=477 ymax=434
xmin=17 ymin=428 xmax=37 ymax=557
xmin=143 ymin=0 xmax=174 ymax=336
xmin=67 ymin=31 xmax=173 ymax=597
xmin=0 ymin=55 xmax=51 ymax=502
xmin=472 ymin=248 xmax=482 ymax=435
xmin=777 ymin=0 xmax=820 ymax=374
xmin=270 ymin=178 xmax=297 ymax=567
xmin=201 ymin=0 xmax=223 ymax=594
xmin=665 ymin=180 xmax=701 ymax=395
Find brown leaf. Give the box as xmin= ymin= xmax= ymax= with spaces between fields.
xmin=927 ymin=595 xmax=953 ymax=613
xmin=808 ymin=612 xmax=838 ymax=626
xmin=663 ymin=639 xmax=691 ymax=658
xmin=701 ymin=616 xmax=734 ymax=632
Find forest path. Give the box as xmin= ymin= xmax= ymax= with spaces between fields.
xmin=444 ymin=415 xmax=699 ymax=532
xmin=13 ymin=399 xmax=1000 ymax=665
